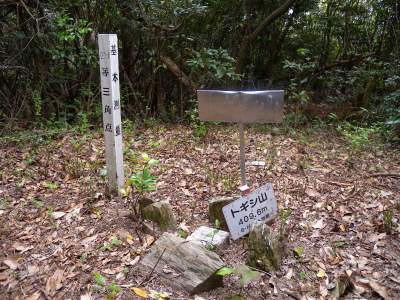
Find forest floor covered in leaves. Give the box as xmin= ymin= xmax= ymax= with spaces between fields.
xmin=0 ymin=123 xmax=399 ymax=300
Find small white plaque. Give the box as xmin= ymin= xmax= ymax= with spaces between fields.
xmin=222 ymin=183 xmax=278 ymax=240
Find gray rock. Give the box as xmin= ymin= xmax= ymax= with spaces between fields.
xmin=186 ymin=226 xmax=230 ymax=250
xmin=142 ymin=200 xmax=176 ymax=230
xmin=247 ymin=220 xmax=281 ymax=272
xmin=140 ymin=233 xmax=224 ymax=295
xmin=209 ymin=196 xmax=240 ymax=229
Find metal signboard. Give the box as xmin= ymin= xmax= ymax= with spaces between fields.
xmin=197 ymin=90 xmax=284 ymax=123
xmin=222 ymin=183 xmax=278 ymax=240
xmin=197 ymin=90 xmax=284 ymax=186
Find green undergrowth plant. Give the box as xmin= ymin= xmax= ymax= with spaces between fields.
xmin=120 ymin=153 xmax=158 ymax=214
xmin=99 ymin=237 xmax=122 ymax=251
xmin=206 ymin=219 xmax=221 ymax=251
xmin=337 ymin=122 xmax=380 ymax=155
xmin=31 ymin=198 xmax=43 ymax=209
xmin=384 ymin=209 xmax=394 ymax=234
xmin=295 ymin=246 xmax=303 ymax=259
xmin=221 ymin=174 xmax=238 ymax=190
xmin=186 ymin=107 xmax=208 ymax=138
xmin=203 ymin=160 xmax=219 ymax=184
xmin=300 ymin=271 xmax=307 ymax=280
xmin=279 ymin=207 xmax=291 ymax=240
xmin=217 ymin=264 xmax=262 ymax=287
xmin=93 ymin=272 xmax=121 ymax=299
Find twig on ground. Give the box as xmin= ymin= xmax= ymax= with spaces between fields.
xmin=140 ymin=247 xmax=167 ymax=285
xmin=248 ymin=266 xmax=272 ymax=277
xmin=364 ymin=173 xmax=400 ymax=178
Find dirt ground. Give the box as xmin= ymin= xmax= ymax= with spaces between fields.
xmin=0 ymin=123 xmax=399 ymax=300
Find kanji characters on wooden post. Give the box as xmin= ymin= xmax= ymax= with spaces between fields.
xmin=98 ymin=34 xmax=124 ymax=195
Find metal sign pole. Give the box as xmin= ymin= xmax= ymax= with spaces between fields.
xmin=239 ymin=121 xmax=246 ymax=186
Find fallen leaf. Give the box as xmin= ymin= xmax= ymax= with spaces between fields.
xmin=148 ymin=288 xmax=170 ymax=299
xmin=46 ymin=269 xmax=64 ymax=293
xmin=389 ymin=276 xmax=400 ymax=284
xmin=369 ymin=277 xmax=391 ymax=300
xmin=306 ymin=189 xmax=321 ymax=198
xmin=319 ymin=284 xmax=329 ymax=297
xmin=368 ymin=232 xmax=386 ymax=243
xmin=317 ymin=262 xmax=326 ymax=270
xmin=25 ymin=292 xmax=42 ymax=300
xmin=78 ymin=234 xmax=98 ymax=246
xmin=27 ymin=265 xmax=40 ymax=275
xmin=80 ymin=293 xmax=92 ymax=300
xmin=322 ymin=245 xmax=334 ymax=258
xmin=163 ymin=265 xmax=174 ymax=274
xmin=12 ymin=243 xmax=34 ymax=253
xmin=181 ymin=188 xmax=192 ymax=196
xmin=52 ymin=211 xmax=66 ymax=219
xmin=131 ymin=287 xmax=148 ymax=297
xmin=0 ymin=273 xmax=8 ymax=281
xmin=145 ymin=234 xmax=155 ymax=246
xmin=330 ymin=257 xmax=340 ymax=265
xmin=179 ymin=222 xmax=190 ymax=233
xmin=339 ymin=224 xmax=345 ymax=232
xmin=286 ymin=268 xmax=293 ymax=279
xmin=162 ymin=264 xmax=181 ymax=277
xmin=269 ymin=276 xmax=278 ymax=294
xmin=312 ymin=219 xmax=326 ymax=229
xmin=129 ymin=256 xmax=140 ymax=266
xmin=102 ymin=268 xmax=116 ymax=275
xmin=317 ymin=268 xmax=326 ymax=278
xmin=4 ymin=257 xmax=22 ymax=270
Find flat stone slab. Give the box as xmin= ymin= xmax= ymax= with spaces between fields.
xmin=186 ymin=226 xmax=230 ymax=250
xmin=140 ymin=233 xmax=223 ymax=295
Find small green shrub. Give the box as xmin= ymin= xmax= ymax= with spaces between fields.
xmin=337 ymin=122 xmax=380 ymax=155
xmin=217 ymin=264 xmax=262 ymax=287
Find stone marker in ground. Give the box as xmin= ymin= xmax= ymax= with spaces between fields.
xmin=209 ymin=196 xmax=240 ymax=229
xmin=140 ymin=232 xmax=224 ymax=295
xmin=186 ymin=226 xmax=230 ymax=250
xmin=141 ymin=200 xmax=175 ymax=230
xmin=138 ymin=196 xmax=155 ymax=215
xmin=247 ymin=220 xmax=281 ymax=272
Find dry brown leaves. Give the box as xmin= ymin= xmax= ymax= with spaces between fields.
xmin=0 ymin=124 xmax=399 ymax=299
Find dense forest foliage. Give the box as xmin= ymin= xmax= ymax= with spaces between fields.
xmin=0 ymin=0 xmax=399 ymax=140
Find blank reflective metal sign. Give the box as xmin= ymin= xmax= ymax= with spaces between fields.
xmin=197 ymin=90 xmax=284 ymax=123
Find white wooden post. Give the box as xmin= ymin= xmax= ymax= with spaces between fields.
xmin=98 ymin=34 xmax=124 ymax=195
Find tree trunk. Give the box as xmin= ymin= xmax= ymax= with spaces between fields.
xmin=232 ymin=0 xmax=297 ymax=90
xmin=161 ymin=54 xmax=197 ymax=95
xmin=267 ymin=17 xmax=293 ymax=88
xmin=355 ymin=79 xmax=375 ymax=109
